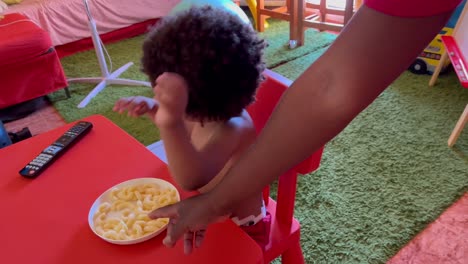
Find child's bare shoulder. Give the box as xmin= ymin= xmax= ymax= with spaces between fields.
xmin=224 ymin=110 xmax=256 ymax=142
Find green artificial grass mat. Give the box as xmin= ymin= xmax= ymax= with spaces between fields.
xmin=50 ymin=19 xmax=468 ymax=263
xmin=288 ymin=70 xmax=468 ymax=263
xmin=260 ymin=20 xmax=337 ymax=68
xmin=49 ymin=36 xmax=159 ymax=146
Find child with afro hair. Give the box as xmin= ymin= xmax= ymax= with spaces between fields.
xmin=113 ymin=5 xmax=270 ymax=251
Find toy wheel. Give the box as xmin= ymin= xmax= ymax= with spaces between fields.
xmin=289 ymin=40 xmax=298 ymax=49
xmin=408 ymin=59 xmax=428 ymax=75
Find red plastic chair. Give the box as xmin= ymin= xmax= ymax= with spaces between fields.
xmin=246 ymin=70 xmax=324 ymax=264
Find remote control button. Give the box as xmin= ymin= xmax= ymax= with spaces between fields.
xmin=29 ymin=170 xmax=35 ymax=175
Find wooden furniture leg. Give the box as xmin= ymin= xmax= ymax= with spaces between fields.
xmin=289 ymin=0 xmax=300 ymax=48
xmin=319 ymin=0 xmax=327 ymax=24
xmin=429 ymin=51 xmax=449 ymax=86
xmin=297 ymin=0 xmax=305 ymax=46
xmin=257 ymin=0 xmax=265 ymax=32
xmin=344 ymin=0 xmax=354 ymax=25
xmin=448 ymin=104 xmax=468 ymax=147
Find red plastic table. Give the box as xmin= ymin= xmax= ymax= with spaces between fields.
xmin=0 ymin=115 xmax=263 ymax=264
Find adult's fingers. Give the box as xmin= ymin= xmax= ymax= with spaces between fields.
xmin=149 ymin=204 xmax=188 ymax=248
xmin=161 ymin=217 xmax=189 ymax=248
xmin=184 ymin=232 xmax=194 ymax=255
xmin=148 ymin=203 xmax=179 ymax=219
xmin=149 ymin=204 xmax=180 ymax=245
xmin=194 ymin=229 xmax=205 ymax=248
xmin=162 ymin=219 xmax=177 ymax=248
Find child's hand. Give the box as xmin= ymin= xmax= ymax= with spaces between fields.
xmin=154 ymin=72 xmax=189 ymax=127
xmin=113 ymin=96 xmax=158 ymax=118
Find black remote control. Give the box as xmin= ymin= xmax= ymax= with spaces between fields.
xmin=19 ymin=121 xmax=93 ymax=178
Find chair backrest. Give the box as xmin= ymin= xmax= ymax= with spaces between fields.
xmin=247 ymin=75 xmax=286 ymax=135
xmin=246 ymin=70 xmax=324 ymax=227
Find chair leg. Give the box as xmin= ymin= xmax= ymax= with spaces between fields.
xmin=319 ymin=0 xmax=327 ymax=25
xmin=257 ymin=0 xmax=265 ymax=32
xmin=343 ymin=0 xmax=354 ymax=25
xmin=298 ymin=0 xmax=305 ymax=46
xmin=289 ymin=0 xmax=299 ymax=47
xmin=281 ymin=239 xmax=305 ymax=264
xmin=448 ymin=104 xmax=468 ymax=147
xmin=64 ymin=87 xmax=71 ymax=98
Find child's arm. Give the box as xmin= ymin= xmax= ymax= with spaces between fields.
xmin=160 ymin=119 xmax=249 ymax=191
xmin=113 ymin=96 xmax=158 ymax=119
xmin=154 ymin=73 xmax=251 ymax=191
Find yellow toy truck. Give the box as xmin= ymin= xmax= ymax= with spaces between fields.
xmin=408 ymin=0 xmax=466 ymax=75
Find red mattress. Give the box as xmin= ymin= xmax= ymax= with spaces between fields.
xmin=0 ymin=13 xmax=67 ymax=109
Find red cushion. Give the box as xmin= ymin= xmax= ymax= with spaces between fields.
xmin=0 ymin=13 xmax=53 ymax=66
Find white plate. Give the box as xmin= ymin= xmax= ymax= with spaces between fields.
xmin=88 ymin=178 xmax=180 ymax=245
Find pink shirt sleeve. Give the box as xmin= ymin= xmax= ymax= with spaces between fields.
xmin=364 ymin=0 xmax=464 ymax=17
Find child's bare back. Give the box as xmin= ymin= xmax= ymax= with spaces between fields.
xmin=190 ymin=110 xmax=263 ymax=220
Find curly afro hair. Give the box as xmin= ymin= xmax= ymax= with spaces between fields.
xmin=141 ymin=5 xmax=266 ymax=122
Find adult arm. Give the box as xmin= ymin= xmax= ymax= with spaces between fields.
xmin=210 ymin=5 xmax=452 ymax=208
